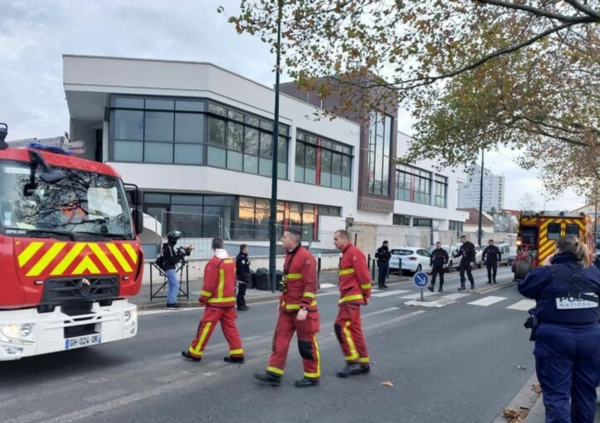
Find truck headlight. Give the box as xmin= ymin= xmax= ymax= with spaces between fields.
xmin=0 ymin=324 xmax=18 ymax=338
xmin=20 ymin=324 xmax=33 ymax=338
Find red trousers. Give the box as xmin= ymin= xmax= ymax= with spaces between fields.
xmin=188 ymin=306 xmax=244 ymax=359
xmin=334 ymin=304 xmax=369 ymax=364
xmin=267 ymin=311 xmax=321 ymax=379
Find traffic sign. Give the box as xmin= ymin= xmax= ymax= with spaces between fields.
xmin=413 ymin=272 xmax=429 ymax=288
xmin=476 ymin=229 xmax=486 ymax=239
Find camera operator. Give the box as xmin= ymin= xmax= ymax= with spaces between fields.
xmin=162 ymin=231 xmax=186 ymax=310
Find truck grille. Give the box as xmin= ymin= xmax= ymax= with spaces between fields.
xmin=41 ymin=276 xmax=119 ymax=305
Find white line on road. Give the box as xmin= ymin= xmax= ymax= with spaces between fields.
xmin=441 ymin=293 xmax=472 ymax=301
xmin=399 ymin=292 xmax=437 ymax=300
xmin=468 ymin=296 xmax=507 ymax=307
xmin=362 ymin=307 xmax=400 ymax=318
xmin=506 ymin=299 xmax=536 ymax=311
xmin=5 ymin=411 xmax=50 ymax=423
xmin=371 ymin=290 xmax=410 ymax=298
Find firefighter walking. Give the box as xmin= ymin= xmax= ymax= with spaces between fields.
xmin=429 ymin=242 xmax=448 ymax=292
xmin=482 ymin=239 xmax=501 ymax=284
xmin=333 ymin=229 xmax=372 ymax=378
xmin=182 ymin=238 xmax=244 ymax=364
xmin=254 ymin=228 xmax=320 ymax=388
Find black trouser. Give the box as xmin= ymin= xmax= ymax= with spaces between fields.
xmin=431 ymin=264 xmax=444 ymax=288
xmin=459 ymin=260 xmax=475 ymax=287
xmin=378 ymin=261 xmax=389 ymax=287
xmin=237 ymin=282 xmax=247 ymax=308
xmin=486 ymin=261 xmax=498 ymax=282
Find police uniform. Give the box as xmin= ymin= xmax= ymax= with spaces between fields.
xmin=482 ymin=244 xmax=501 ymax=284
xmin=375 ymin=244 xmax=391 ymax=288
xmin=455 ymin=241 xmax=476 ymax=290
xmin=429 ymin=247 xmax=449 ymax=292
xmin=518 ymin=253 xmax=600 ymax=422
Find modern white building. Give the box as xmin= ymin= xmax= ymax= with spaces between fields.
xmin=458 ymin=164 xmax=505 ymax=212
xmin=62 ymin=55 xmax=467 ymax=255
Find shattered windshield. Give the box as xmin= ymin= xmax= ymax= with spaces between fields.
xmin=0 ymin=160 xmax=133 ymax=239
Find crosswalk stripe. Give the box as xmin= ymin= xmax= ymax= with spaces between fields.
xmin=441 ymin=293 xmax=471 ymax=301
xmin=400 ymin=292 xmax=437 ymax=300
xmin=506 ymin=299 xmax=536 ymax=311
xmin=468 ymin=296 xmax=507 ymax=307
xmin=372 ymin=290 xmax=410 ymax=298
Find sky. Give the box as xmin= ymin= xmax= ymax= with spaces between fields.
xmin=0 ymin=0 xmax=585 ymax=211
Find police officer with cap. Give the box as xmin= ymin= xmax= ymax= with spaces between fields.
xmin=482 ymin=239 xmax=501 ymax=284
xmin=429 ymin=242 xmax=448 ymax=292
xmin=519 ymin=235 xmax=600 ymax=422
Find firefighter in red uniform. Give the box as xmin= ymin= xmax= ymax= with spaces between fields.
xmin=333 ymin=229 xmax=372 ymax=377
xmin=254 ymin=228 xmax=320 ymax=388
xmin=182 ymin=238 xmax=244 ymax=363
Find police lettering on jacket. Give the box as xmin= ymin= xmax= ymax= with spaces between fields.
xmin=338 ymin=243 xmax=372 ymax=305
xmin=482 ymin=245 xmax=501 ymax=263
xmin=200 ymin=253 xmax=237 ymax=308
xmin=456 ymin=242 xmax=476 ymax=262
xmin=430 ymin=248 xmax=449 ymax=267
xmin=280 ymin=246 xmax=317 ymax=313
xmin=519 ymin=253 xmax=600 ymax=325
xmin=375 ymin=246 xmax=391 ymax=263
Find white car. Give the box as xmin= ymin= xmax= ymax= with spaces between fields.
xmin=428 ymin=245 xmax=460 ymax=272
xmin=453 ymin=243 xmax=483 ymax=268
xmin=389 ymin=247 xmax=433 ymax=275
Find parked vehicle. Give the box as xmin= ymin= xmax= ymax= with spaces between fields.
xmin=453 ymin=243 xmax=483 ymax=268
xmin=389 ymin=247 xmax=432 ymax=275
xmin=495 ymin=243 xmax=511 ymax=266
xmin=508 ymin=247 xmax=517 ymax=269
xmin=427 ymin=244 xmax=459 ymax=272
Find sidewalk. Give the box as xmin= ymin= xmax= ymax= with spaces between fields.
xmin=523 ymin=391 xmax=600 ymax=423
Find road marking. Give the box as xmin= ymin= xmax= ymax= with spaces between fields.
xmin=83 ymin=389 xmax=128 ymax=403
xmin=362 ymin=307 xmax=399 ymax=318
xmin=371 ymin=290 xmax=410 ymax=298
xmin=399 ymin=292 xmax=437 ymax=300
xmin=5 ymin=411 xmax=50 ymax=423
xmin=138 ymin=308 xmax=200 ymax=317
xmin=506 ymin=299 xmax=536 ymax=311
xmin=441 ymin=293 xmax=472 ymax=301
xmin=468 ymin=296 xmax=507 ymax=307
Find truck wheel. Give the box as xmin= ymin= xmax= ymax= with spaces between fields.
xmin=515 ymin=260 xmax=531 ymax=280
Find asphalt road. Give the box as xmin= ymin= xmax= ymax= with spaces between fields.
xmin=1 ymin=266 xmax=537 ymax=423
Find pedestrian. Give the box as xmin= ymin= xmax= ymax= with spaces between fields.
xmin=429 ymin=242 xmax=448 ymax=292
xmin=333 ymin=229 xmax=372 ymax=378
xmin=254 ymin=228 xmax=320 ymax=388
xmin=182 ymin=238 xmax=244 ymax=364
xmin=162 ymin=231 xmax=185 ymax=310
xmin=236 ymin=244 xmax=250 ymax=311
xmin=375 ymin=240 xmax=391 ymax=289
xmin=454 ymin=235 xmax=476 ymax=291
xmin=518 ymin=235 xmax=600 ymax=423
xmin=482 ymin=239 xmax=501 ymax=284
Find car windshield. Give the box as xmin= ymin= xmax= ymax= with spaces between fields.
xmin=391 ymin=249 xmax=413 ymax=256
xmin=0 ymin=160 xmax=133 ymax=239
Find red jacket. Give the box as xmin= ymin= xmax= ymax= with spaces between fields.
xmin=200 ymin=252 xmax=236 ymax=308
xmin=338 ymin=243 xmax=371 ymax=305
xmin=280 ymin=245 xmax=317 ymax=313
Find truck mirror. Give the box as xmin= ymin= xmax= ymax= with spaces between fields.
xmin=40 ymin=169 xmax=66 ymax=184
xmin=127 ymin=188 xmax=144 ymax=207
xmin=132 ymin=209 xmax=144 ymax=235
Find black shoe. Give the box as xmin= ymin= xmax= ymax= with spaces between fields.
xmin=493 ymin=280 xmax=497 ymax=284
xmin=458 ymin=286 xmax=466 ymax=291
xmin=486 ymin=281 xmax=492 ymax=284
xmin=295 ymin=377 xmax=320 ymax=388
xmin=181 ymin=351 xmax=201 ymax=362
xmin=336 ymin=363 xmax=364 ymax=378
xmin=438 ymin=287 xmax=443 ymax=292
xmin=237 ymin=306 xmax=250 ymax=311
xmin=360 ymin=365 xmax=370 ymax=374
xmin=224 ymin=356 xmax=245 ymax=364
xmin=254 ymin=372 xmax=281 ymax=387
xmin=470 ymin=285 xmax=475 ymax=290
xmin=382 ymin=285 xmax=389 ymax=289
xmin=427 ymin=285 xmax=434 ymax=292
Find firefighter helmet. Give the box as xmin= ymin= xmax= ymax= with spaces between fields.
xmin=167 ymin=231 xmax=182 ymax=243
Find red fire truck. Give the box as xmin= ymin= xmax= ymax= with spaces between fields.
xmin=0 ymin=123 xmax=144 ymax=360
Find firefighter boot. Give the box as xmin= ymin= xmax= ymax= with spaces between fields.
xmin=181 ymin=351 xmax=201 ymax=362
xmin=337 ymin=363 xmax=364 ymax=378
xmin=295 ymin=377 xmax=320 ymax=388
xmin=254 ymin=372 xmax=282 ymax=387
xmin=224 ymin=356 xmax=245 ymax=364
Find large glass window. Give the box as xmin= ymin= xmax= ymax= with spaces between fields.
xmin=295 ymin=131 xmax=352 ymax=191
xmin=109 ymin=96 xmax=289 ymax=179
xmin=396 ymin=165 xmax=432 ymax=205
xmin=368 ymin=112 xmax=393 ymax=196
xmin=433 ymin=175 xmax=448 ymax=208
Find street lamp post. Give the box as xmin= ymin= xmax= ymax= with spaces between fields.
xmin=269 ymin=0 xmax=283 ymax=293
xmin=477 ymin=148 xmax=485 ymax=247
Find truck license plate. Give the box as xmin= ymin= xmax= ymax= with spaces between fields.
xmin=65 ymin=334 xmax=102 ymax=350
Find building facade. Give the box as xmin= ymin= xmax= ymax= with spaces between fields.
xmin=457 ymin=164 xmax=505 ymax=212
xmin=63 ymin=55 xmax=467 ymax=254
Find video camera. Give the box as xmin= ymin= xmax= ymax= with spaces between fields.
xmin=177 ymin=245 xmax=194 ymax=257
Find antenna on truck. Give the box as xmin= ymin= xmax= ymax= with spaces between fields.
xmin=0 ymin=123 xmax=8 ymax=150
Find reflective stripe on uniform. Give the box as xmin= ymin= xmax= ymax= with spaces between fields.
xmin=359 ymin=357 xmax=370 ymax=363
xmin=230 ymin=349 xmax=244 ymax=355
xmin=207 ymin=297 xmax=236 ymax=303
xmin=189 ymin=321 xmax=213 ymax=356
xmin=285 ymin=273 xmax=302 ymax=279
xmin=302 ymin=335 xmax=321 ymax=379
xmin=267 ymin=366 xmax=284 ymax=375
xmin=218 ymin=269 xmax=225 ymax=298
xmin=343 ymin=321 xmax=359 ymax=361
xmin=339 ymin=268 xmax=355 ymax=275
xmin=201 ymin=290 xmax=212 ymax=297
xmin=284 ymin=299 xmax=317 ymax=310
xmin=302 ymin=292 xmax=316 ymax=298
xmin=339 ymin=294 xmax=364 ymax=304
xmin=360 ymin=283 xmax=371 ymax=290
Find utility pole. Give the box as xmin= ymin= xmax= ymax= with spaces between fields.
xmin=477 ymin=148 xmax=485 ymax=247
xmin=268 ymin=0 xmax=283 ymax=293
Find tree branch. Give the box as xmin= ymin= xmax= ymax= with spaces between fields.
xmin=563 ymin=0 xmax=600 ymax=20
xmin=476 ymin=0 xmax=591 ymax=22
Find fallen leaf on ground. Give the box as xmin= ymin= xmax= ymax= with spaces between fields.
xmin=381 ymin=381 xmax=394 ymax=387
xmin=503 ymin=408 xmax=528 ymax=423
xmin=517 ymin=366 xmax=527 ymax=370
xmin=532 ymin=383 xmax=542 ymax=394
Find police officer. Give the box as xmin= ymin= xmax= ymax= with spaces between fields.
xmin=375 ymin=240 xmax=391 ymax=289
xmin=162 ymin=231 xmax=185 ymax=310
xmin=482 ymin=239 xmax=501 ymax=284
xmin=429 ymin=242 xmax=448 ymax=292
xmin=235 ymin=244 xmax=250 ymax=311
xmin=454 ymin=235 xmax=476 ymax=291
xmin=518 ymin=236 xmax=600 ymax=423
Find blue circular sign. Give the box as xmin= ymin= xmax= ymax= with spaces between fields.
xmin=413 ymin=272 xmax=429 ymax=288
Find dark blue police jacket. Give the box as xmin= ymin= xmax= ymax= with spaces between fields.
xmin=518 ymin=253 xmax=600 ymax=325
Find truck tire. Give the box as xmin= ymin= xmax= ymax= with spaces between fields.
xmin=515 ymin=260 xmax=531 ymax=281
